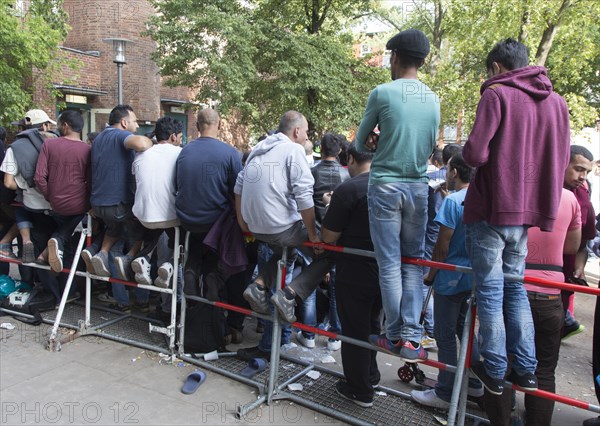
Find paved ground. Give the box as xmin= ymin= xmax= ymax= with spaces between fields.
xmin=1 ymin=259 xmax=599 ymax=425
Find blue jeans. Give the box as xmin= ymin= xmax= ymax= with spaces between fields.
xmin=368 ymin=182 xmax=428 ymax=342
xmin=465 ymin=221 xmax=537 ymax=378
xmin=257 ymin=243 xmax=294 ymax=352
xmin=434 ymin=292 xmax=482 ymax=402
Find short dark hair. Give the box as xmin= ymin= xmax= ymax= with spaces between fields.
xmin=486 ymin=38 xmax=529 ymax=72
xmin=154 ymin=116 xmax=183 ymax=142
xmin=570 ymin=145 xmax=594 ymax=162
xmin=442 ymin=143 xmax=463 ymax=165
xmin=58 ymin=110 xmax=84 ymax=133
xmin=320 ymin=133 xmax=345 ymax=158
xmin=449 ymin=153 xmax=474 ymax=183
xmin=430 ymin=148 xmax=443 ymax=165
xmin=0 ymin=126 xmax=6 ymax=142
xmin=347 ymin=142 xmax=373 ymax=165
xmin=338 ymin=139 xmax=351 ymax=166
xmin=108 ymin=104 xmax=134 ymax=126
xmin=395 ymin=53 xmax=425 ymax=69
xmin=87 ymin=131 xmax=99 ymax=143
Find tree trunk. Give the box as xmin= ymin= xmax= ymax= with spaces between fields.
xmin=429 ymin=0 xmax=444 ymax=76
xmin=518 ymin=0 xmax=531 ymax=44
xmin=535 ymin=0 xmax=572 ymax=66
xmin=307 ymin=87 xmax=318 ymax=140
xmin=438 ymin=124 xmax=444 ymax=147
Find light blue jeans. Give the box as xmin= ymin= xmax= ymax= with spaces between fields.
xmin=465 ymin=221 xmax=537 ymax=379
xmin=368 ymin=182 xmax=428 ymax=343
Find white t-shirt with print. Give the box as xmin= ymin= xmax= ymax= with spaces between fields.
xmin=0 ymin=147 xmax=51 ymax=211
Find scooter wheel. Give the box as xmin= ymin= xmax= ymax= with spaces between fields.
xmin=397 ymin=365 xmax=414 ymax=382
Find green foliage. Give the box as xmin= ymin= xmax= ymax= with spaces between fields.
xmin=147 ymin=0 xmax=387 ymax=140
xmin=0 ymin=0 xmax=69 ymax=125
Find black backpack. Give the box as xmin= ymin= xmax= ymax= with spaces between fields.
xmin=1 ymin=285 xmax=56 ymax=325
xmin=183 ymin=271 xmax=227 ymax=354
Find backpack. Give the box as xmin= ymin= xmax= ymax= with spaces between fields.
xmin=1 ymin=285 xmax=56 ymax=325
xmin=183 ymin=271 xmax=227 ymax=354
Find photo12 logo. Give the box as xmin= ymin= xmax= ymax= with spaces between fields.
xmin=1 ymin=401 xmax=139 ymax=424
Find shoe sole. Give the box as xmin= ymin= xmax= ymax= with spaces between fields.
xmin=22 ymin=243 xmax=36 ymax=264
xmin=297 ymin=334 xmax=316 ymax=348
xmin=270 ymin=294 xmax=296 ymax=323
xmin=91 ymin=256 xmax=111 ymax=277
xmin=114 ymin=257 xmax=130 ymax=281
xmin=335 ymin=386 xmax=373 ymax=408
xmin=562 ymin=325 xmax=585 ymax=340
xmin=131 ymin=259 xmax=153 ymax=286
xmin=411 ymin=391 xmax=450 ymax=410
xmin=243 ymin=287 xmax=271 ymax=315
xmin=81 ymin=250 xmax=95 ymax=273
xmin=154 ymin=265 xmax=173 ymax=288
xmin=471 ymin=366 xmax=504 ymax=396
xmin=47 ymin=238 xmax=63 ymax=273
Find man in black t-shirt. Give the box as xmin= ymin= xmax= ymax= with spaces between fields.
xmin=321 ymin=143 xmax=380 ymax=408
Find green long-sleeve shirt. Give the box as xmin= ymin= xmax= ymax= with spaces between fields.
xmin=355 ymin=79 xmax=440 ymax=185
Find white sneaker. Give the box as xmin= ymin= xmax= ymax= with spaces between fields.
xmin=97 ymin=292 xmax=116 ymax=304
xmin=296 ymin=331 xmax=315 ymax=348
xmin=421 ymin=334 xmax=437 ymax=350
xmin=411 ymin=389 xmax=449 ymax=410
xmin=131 ymin=256 xmax=152 ymax=285
xmin=327 ymin=339 xmax=341 ymax=351
xmin=154 ymin=262 xmax=173 ymax=288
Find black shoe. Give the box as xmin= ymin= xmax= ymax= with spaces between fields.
xmin=471 ymin=362 xmax=504 ymax=396
xmin=583 ymin=416 xmax=600 ymax=426
xmin=335 ymin=380 xmax=373 ymax=408
xmin=108 ymin=303 xmax=131 ymax=313
xmin=237 ymin=346 xmax=270 ymax=361
xmin=507 ymin=370 xmax=538 ymax=392
xmin=562 ymin=321 xmax=585 ymax=340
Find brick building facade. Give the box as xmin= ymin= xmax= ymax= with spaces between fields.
xmin=28 ymin=0 xmax=248 ymax=148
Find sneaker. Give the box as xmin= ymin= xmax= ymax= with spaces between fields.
xmin=562 ymin=322 xmax=585 ymax=340
xmin=421 ymin=334 xmax=437 ymax=350
xmin=22 ymin=241 xmax=35 ymax=264
xmin=237 ymin=346 xmax=270 ymax=361
xmin=327 ymin=339 xmax=341 ymax=351
xmin=0 ymin=243 xmax=18 ymax=260
xmin=270 ymin=289 xmax=296 ymax=323
xmin=131 ymin=256 xmax=152 ymax=285
xmin=97 ymin=292 xmax=116 ymax=304
xmin=133 ymin=301 xmax=150 ymax=314
xmin=368 ymin=334 xmax=403 ymax=355
xmin=114 ymin=254 xmax=133 ymax=281
xmin=154 ymin=262 xmax=173 ymax=288
xmin=583 ymin=417 xmax=600 ymax=426
xmin=243 ymin=283 xmax=271 ymax=315
xmin=47 ymin=238 xmax=64 ymax=273
xmin=471 ymin=362 xmax=504 ymax=396
xmin=507 ymin=370 xmax=538 ymax=392
xmin=468 ymin=386 xmax=484 ymax=398
xmin=411 ymin=389 xmax=449 ymax=410
xmin=399 ymin=340 xmax=428 ymax=363
xmin=296 ymin=331 xmax=315 ymax=348
xmin=91 ymin=251 xmax=111 ymax=277
xmin=226 ymin=328 xmax=243 ymax=344
xmin=335 ymin=380 xmax=373 ymax=408
xmin=81 ymin=248 xmax=96 ymax=273
xmin=108 ymin=303 xmax=131 ymax=313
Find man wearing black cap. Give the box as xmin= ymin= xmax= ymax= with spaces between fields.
xmin=355 ymin=29 xmax=440 ymax=362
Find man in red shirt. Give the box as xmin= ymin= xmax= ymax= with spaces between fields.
xmin=34 ymin=110 xmax=91 ymax=272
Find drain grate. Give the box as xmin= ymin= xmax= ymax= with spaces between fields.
xmin=96 ymin=316 xmax=169 ymax=351
xmin=42 ymin=303 xmax=123 ymax=328
xmin=210 ymin=357 xmax=305 ymax=385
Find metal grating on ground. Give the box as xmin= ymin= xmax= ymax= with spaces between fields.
xmin=96 ymin=316 xmax=169 ymax=350
xmin=210 ymin=357 xmax=306 ymax=385
xmin=288 ymin=372 xmax=470 ymax=426
xmin=41 ymin=303 xmax=123 ymax=328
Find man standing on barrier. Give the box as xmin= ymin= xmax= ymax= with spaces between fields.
xmin=355 ymin=29 xmax=440 ymax=362
xmin=235 ymin=111 xmax=331 ymax=324
xmin=463 ymin=38 xmax=570 ymax=394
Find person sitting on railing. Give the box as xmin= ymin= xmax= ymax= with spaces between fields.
xmin=411 ymin=153 xmax=484 ymax=410
xmin=235 ymin=110 xmax=332 ymax=324
xmin=129 ymin=116 xmax=183 ymax=290
xmin=320 ymin=143 xmax=379 ymax=408
xmin=34 ymin=110 xmax=91 ymax=274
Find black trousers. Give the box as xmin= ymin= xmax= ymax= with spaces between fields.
xmin=593 ymin=297 xmax=600 ymax=403
xmin=335 ymin=270 xmax=382 ymax=400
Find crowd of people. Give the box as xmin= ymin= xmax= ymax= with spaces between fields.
xmin=0 ymin=28 xmax=598 ymax=426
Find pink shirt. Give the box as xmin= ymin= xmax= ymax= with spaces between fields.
xmin=525 ymin=188 xmax=581 ymax=294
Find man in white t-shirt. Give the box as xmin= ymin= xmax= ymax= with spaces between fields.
xmin=130 ymin=116 xmax=183 ymax=287
xmin=0 ymin=109 xmax=55 ymax=264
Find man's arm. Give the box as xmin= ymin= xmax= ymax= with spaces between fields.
xmin=321 ymin=228 xmax=341 ymax=245
xmin=424 ymin=225 xmax=454 ymax=282
xmin=354 ymin=89 xmax=379 ymax=153
xmin=124 ymin=135 xmax=153 ymax=152
xmin=572 ymin=243 xmax=589 ymax=280
xmin=463 ymin=89 xmax=502 ymax=167
xmin=563 ymin=228 xmax=582 ymax=256
xmin=3 ymin=173 xmax=17 ymax=190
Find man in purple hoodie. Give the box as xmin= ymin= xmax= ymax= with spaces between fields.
xmin=463 ymin=39 xmax=570 ymax=396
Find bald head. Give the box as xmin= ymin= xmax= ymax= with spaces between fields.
xmin=196 ymin=108 xmax=220 ymax=138
xmin=277 ymin=110 xmax=308 ymax=145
